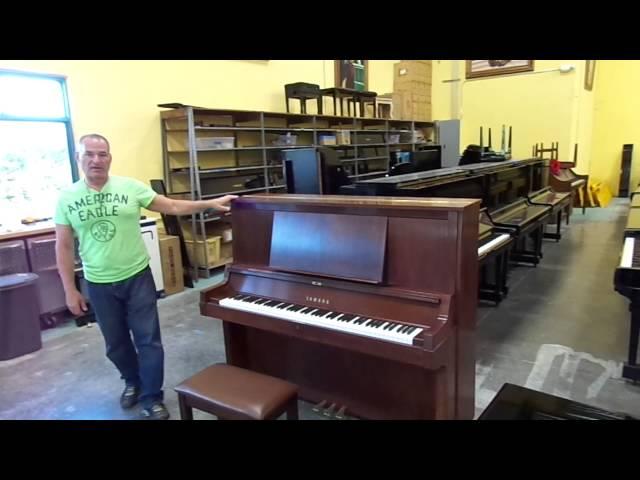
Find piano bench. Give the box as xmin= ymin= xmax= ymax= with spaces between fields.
xmin=174 ymin=363 xmax=299 ymax=420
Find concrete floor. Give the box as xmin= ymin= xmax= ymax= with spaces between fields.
xmin=1 ymin=199 xmax=639 ymax=420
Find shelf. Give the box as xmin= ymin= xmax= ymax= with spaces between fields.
xmin=326 ymin=143 xmax=388 ymax=148
xmin=197 ymin=257 xmax=233 ymax=272
xmin=340 ymin=156 xmax=388 ymax=163
xmin=201 ymin=185 xmax=285 ymax=198
xmin=202 ymin=212 xmax=232 ymax=223
xmin=168 ymin=143 xmax=421 ymax=154
xmin=168 ymin=127 xmax=417 ymax=134
xmin=162 ymin=106 xmax=437 ymax=284
xmin=171 ymin=165 xmax=282 ymax=175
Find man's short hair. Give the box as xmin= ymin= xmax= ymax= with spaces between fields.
xmin=78 ymin=134 xmax=110 ymax=151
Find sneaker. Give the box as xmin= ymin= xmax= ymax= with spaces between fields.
xmin=120 ymin=385 xmax=140 ymax=409
xmin=142 ymin=402 xmax=170 ymax=420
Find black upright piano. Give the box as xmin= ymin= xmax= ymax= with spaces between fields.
xmin=614 ymin=187 xmax=640 ymax=381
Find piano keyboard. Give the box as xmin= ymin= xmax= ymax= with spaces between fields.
xmin=620 ymin=237 xmax=639 ymax=268
xmin=219 ymin=294 xmax=424 ymax=345
xmin=478 ymin=233 xmax=510 ymax=257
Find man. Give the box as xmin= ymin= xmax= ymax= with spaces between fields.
xmin=54 ymin=133 xmax=236 ymax=420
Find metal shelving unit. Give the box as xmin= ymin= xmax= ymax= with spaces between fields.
xmin=160 ymin=105 xmax=434 ymax=279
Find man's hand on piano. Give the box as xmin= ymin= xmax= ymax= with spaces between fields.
xmin=207 ymin=195 xmax=239 ymax=212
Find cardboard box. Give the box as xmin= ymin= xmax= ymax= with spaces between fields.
xmin=394 ymin=61 xmax=432 ymax=90
xmin=159 ymin=235 xmax=184 ymax=296
xmin=392 ymin=92 xmax=432 ymax=121
xmin=184 ymin=236 xmax=221 ymax=268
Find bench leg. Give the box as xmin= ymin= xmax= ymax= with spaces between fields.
xmin=178 ymin=395 xmax=194 ymax=420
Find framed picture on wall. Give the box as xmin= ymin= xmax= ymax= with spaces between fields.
xmin=585 ymin=60 xmax=596 ymax=91
xmin=335 ymin=60 xmax=368 ymax=91
xmin=466 ymin=60 xmax=534 ymax=79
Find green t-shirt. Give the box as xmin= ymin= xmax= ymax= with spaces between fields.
xmin=54 ymin=175 xmax=157 ymax=283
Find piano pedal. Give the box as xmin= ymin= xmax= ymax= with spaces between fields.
xmin=312 ymin=400 xmax=327 ymax=413
xmin=323 ymin=403 xmax=337 ymax=417
xmin=335 ymin=406 xmax=348 ymax=420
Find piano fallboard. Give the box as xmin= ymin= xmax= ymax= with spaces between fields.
xmin=490 ymin=201 xmax=551 ymax=234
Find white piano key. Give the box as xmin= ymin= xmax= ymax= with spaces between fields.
xmin=621 ymin=237 xmax=635 ymax=268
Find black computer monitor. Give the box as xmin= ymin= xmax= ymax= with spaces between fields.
xmin=411 ymin=147 xmax=442 ymax=172
xmin=283 ymin=147 xmax=350 ymax=194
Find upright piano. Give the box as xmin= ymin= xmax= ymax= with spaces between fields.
xmin=526 ymin=187 xmax=572 ymax=241
xmin=614 ymin=188 xmax=640 ymax=381
xmin=200 ymin=194 xmax=480 ymax=419
xmin=345 ymin=158 xmax=551 ymax=300
xmin=548 ymin=166 xmax=589 ymax=214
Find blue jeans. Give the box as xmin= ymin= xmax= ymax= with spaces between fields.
xmin=87 ymin=266 xmax=164 ymax=409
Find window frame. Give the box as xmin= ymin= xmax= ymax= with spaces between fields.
xmin=0 ymin=68 xmax=78 ymax=181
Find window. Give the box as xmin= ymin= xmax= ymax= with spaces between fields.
xmin=0 ymin=69 xmax=76 ymax=229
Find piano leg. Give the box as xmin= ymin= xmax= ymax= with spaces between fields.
xmin=479 ymin=258 xmax=503 ymax=304
xmin=543 ymin=210 xmax=562 ymax=242
xmin=511 ymin=232 xmax=541 ymax=266
xmin=537 ymin=226 xmax=544 ymax=258
xmin=499 ymin=248 xmax=510 ymax=298
xmin=623 ymin=304 xmax=640 ymax=382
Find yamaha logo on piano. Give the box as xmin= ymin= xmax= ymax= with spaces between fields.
xmin=306 ymin=296 xmax=330 ymax=305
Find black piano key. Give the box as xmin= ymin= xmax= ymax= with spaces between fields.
xmin=340 ymin=314 xmax=356 ymax=322
xmin=325 ymin=312 xmax=340 ymax=319
xmin=288 ymin=305 xmax=305 ymax=312
xmin=233 ymin=294 xmax=247 ymax=300
xmin=279 ymin=303 xmax=294 ymax=310
xmin=243 ymin=296 xmax=259 ymax=303
xmin=385 ymin=323 xmax=398 ymax=330
xmin=253 ymin=298 xmax=270 ymax=305
xmin=263 ymin=300 xmax=279 ymax=307
xmin=312 ymin=309 xmax=330 ymax=317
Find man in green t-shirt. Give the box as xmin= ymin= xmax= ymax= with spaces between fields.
xmin=55 ymin=133 xmax=236 ymax=420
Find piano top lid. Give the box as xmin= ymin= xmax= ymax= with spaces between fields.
xmin=237 ymin=194 xmax=480 ymax=211
xmin=355 ymin=167 xmax=465 ymax=184
xmin=458 ymin=157 xmax=541 ymax=172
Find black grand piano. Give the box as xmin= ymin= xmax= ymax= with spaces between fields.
xmin=614 ymin=187 xmax=640 ymax=382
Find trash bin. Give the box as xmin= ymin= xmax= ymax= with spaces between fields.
xmin=0 ymin=273 xmax=43 ymax=361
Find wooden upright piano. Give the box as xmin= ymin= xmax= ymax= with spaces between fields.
xmin=548 ymin=166 xmax=589 ymax=214
xmin=200 ymin=194 xmax=480 ymax=419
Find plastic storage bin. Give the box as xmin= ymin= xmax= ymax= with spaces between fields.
xmin=0 ymin=273 xmax=42 ymax=360
xmin=0 ymin=240 xmax=29 ymax=275
xmin=196 ymin=137 xmax=235 ymax=149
